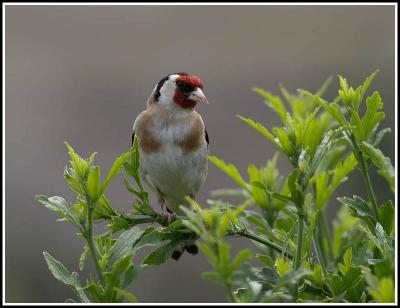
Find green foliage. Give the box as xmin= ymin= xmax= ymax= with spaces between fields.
xmin=360 ymin=141 xmax=395 ymax=192
xmin=205 ymin=71 xmax=394 ymax=303
xmin=37 ymin=141 xmax=151 ymax=302
xmin=366 ymin=275 xmax=395 ymax=303
xmin=43 ymin=252 xmax=90 ymax=303
xmin=38 ymin=71 xmax=394 ymax=303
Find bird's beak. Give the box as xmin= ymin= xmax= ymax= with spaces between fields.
xmin=188 ymin=88 xmax=209 ymax=104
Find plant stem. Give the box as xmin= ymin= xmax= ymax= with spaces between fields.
xmin=349 ymin=133 xmax=379 ymax=219
xmin=295 ymin=213 xmax=304 ymax=270
xmin=312 ymin=231 xmax=327 ymax=274
xmin=312 ymin=211 xmax=333 ymax=275
xmin=320 ymin=212 xmax=334 ymax=261
xmin=358 ymin=151 xmax=380 ymax=219
xmin=124 ymin=214 xmax=187 ymax=229
xmin=228 ymin=229 xmax=293 ymax=259
xmin=226 ymin=282 xmax=235 ymax=303
xmin=86 ymin=204 xmax=105 ymax=285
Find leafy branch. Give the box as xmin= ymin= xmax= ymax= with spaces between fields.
xmin=37 ymin=71 xmax=394 ymax=303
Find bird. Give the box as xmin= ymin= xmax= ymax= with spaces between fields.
xmin=132 ymin=72 xmax=209 ymax=260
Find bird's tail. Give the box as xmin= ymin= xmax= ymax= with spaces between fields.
xmin=171 ymin=241 xmax=199 ymax=261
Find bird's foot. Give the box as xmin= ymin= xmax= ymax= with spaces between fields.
xmin=161 ymin=212 xmax=176 ymax=225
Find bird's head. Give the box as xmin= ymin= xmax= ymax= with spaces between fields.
xmin=150 ymin=72 xmax=209 ymax=110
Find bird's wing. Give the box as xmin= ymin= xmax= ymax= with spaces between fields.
xmin=131 ymin=110 xmax=145 ymax=147
xmin=205 ymin=128 xmax=209 ymax=149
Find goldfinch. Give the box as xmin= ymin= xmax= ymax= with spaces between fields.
xmin=132 ymin=73 xmax=209 ymax=258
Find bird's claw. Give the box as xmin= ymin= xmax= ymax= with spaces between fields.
xmin=161 ymin=212 xmax=176 ymax=225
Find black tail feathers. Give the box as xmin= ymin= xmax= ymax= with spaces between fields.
xmin=171 ymin=243 xmax=199 ymax=261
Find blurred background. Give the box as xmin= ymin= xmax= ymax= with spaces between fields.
xmin=5 ymin=4 xmax=395 ymax=303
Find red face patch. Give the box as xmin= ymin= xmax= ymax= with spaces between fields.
xmin=173 ymin=75 xmax=204 ymax=109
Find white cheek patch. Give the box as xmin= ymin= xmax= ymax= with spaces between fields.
xmin=158 ymin=79 xmax=176 ymax=106
xmin=169 ymin=74 xmax=180 ymax=81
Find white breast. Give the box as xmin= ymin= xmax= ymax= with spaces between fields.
xmin=140 ymin=120 xmax=208 ymax=213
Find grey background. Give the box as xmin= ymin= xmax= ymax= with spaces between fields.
xmin=5 ymin=5 xmax=395 ymax=303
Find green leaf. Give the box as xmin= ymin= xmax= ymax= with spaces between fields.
xmin=337 ymin=267 xmax=363 ymax=295
xmin=378 ymin=201 xmax=394 ymax=235
xmin=338 ymin=247 xmax=352 ymax=275
xmin=93 ymin=195 xmax=116 ymax=220
xmin=330 ymin=153 xmax=357 ymax=187
xmin=230 ymin=249 xmax=252 ymax=273
xmin=78 ymin=245 xmax=89 ymax=271
xmin=201 ymin=271 xmax=224 ymax=285
xmin=272 ymin=127 xmax=292 ymax=156
xmin=141 ymin=241 xmax=179 ymax=266
xmin=87 ymin=166 xmax=101 ymax=202
xmin=312 ymin=153 xmax=358 ymax=209
xmin=372 ymin=127 xmax=391 ymax=146
xmin=338 ymin=75 xmax=363 ymax=109
xmin=274 ymin=217 xmax=296 ymax=233
xmin=253 ymin=87 xmax=288 ymax=122
xmin=113 ymin=287 xmax=137 ymax=303
xmin=107 ymin=227 xmax=146 ymax=266
xmin=219 ymin=242 xmax=231 ymax=275
xmin=108 ymin=215 xmax=130 ymax=233
xmin=124 ymin=141 xmax=144 ymax=191
xmin=198 ymin=243 xmax=218 ymax=268
xmin=287 ymin=170 xmax=303 ymax=206
xmin=217 ymin=209 xmax=231 ymax=237
xmin=208 ymin=155 xmax=249 ymax=191
xmin=36 ymin=195 xmax=80 ymax=227
xmin=255 ymin=267 xmax=280 ymax=291
xmin=134 ymin=227 xmax=163 ymax=250
xmin=301 ymin=91 xmax=347 ymax=126
xmin=236 ymin=115 xmax=283 ymax=151
xmin=273 ymin=269 xmax=310 ymax=291
xmin=338 ymin=196 xmax=372 ymax=217
xmin=64 ymin=141 xmax=93 ymax=179
xmin=325 ymin=273 xmax=342 ymax=296
xmin=100 ymin=152 xmax=131 ymax=195
xmin=312 ymin=263 xmax=323 ymax=286
xmin=275 ymin=257 xmax=291 ymax=277
xmin=350 ymin=109 xmax=363 ymax=141
xmin=43 ymin=251 xmax=74 ymax=285
xmin=122 ymin=265 xmax=143 ymax=289
xmin=43 ymin=252 xmax=90 ymax=303
xmin=304 ymin=127 xmax=344 ymax=184
xmin=337 ymin=195 xmax=376 ymax=232
xmin=368 ymin=277 xmax=394 ymax=303
xmin=82 ymin=282 xmax=103 ymax=303
xmin=332 ymin=207 xmax=358 ymax=258
xmin=360 ymin=141 xmax=395 ymax=192
xmin=327 ymin=267 xmax=362 ymax=298
xmin=372 ymin=256 xmax=394 ymax=280
xmin=338 ymin=75 xmax=349 ymax=101
xmin=361 ymin=92 xmax=385 ymax=140
xmin=359 ymin=70 xmax=379 ymax=104
xmin=255 ymin=254 xmax=274 ymax=268
xmin=103 ymin=255 xmax=133 ymax=301
xmin=280 ymin=85 xmax=310 ymax=118
xmin=315 ymin=76 xmax=333 ymax=97
xmin=345 ymin=278 xmax=367 ymax=303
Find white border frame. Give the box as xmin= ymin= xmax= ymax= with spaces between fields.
xmin=2 ymin=2 xmax=398 ymax=306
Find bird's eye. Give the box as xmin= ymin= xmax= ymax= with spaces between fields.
xmin=176 ymin=81 xmax=194 ymax=92
xmin=176 ymin=81 xmax=185 ymax=89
